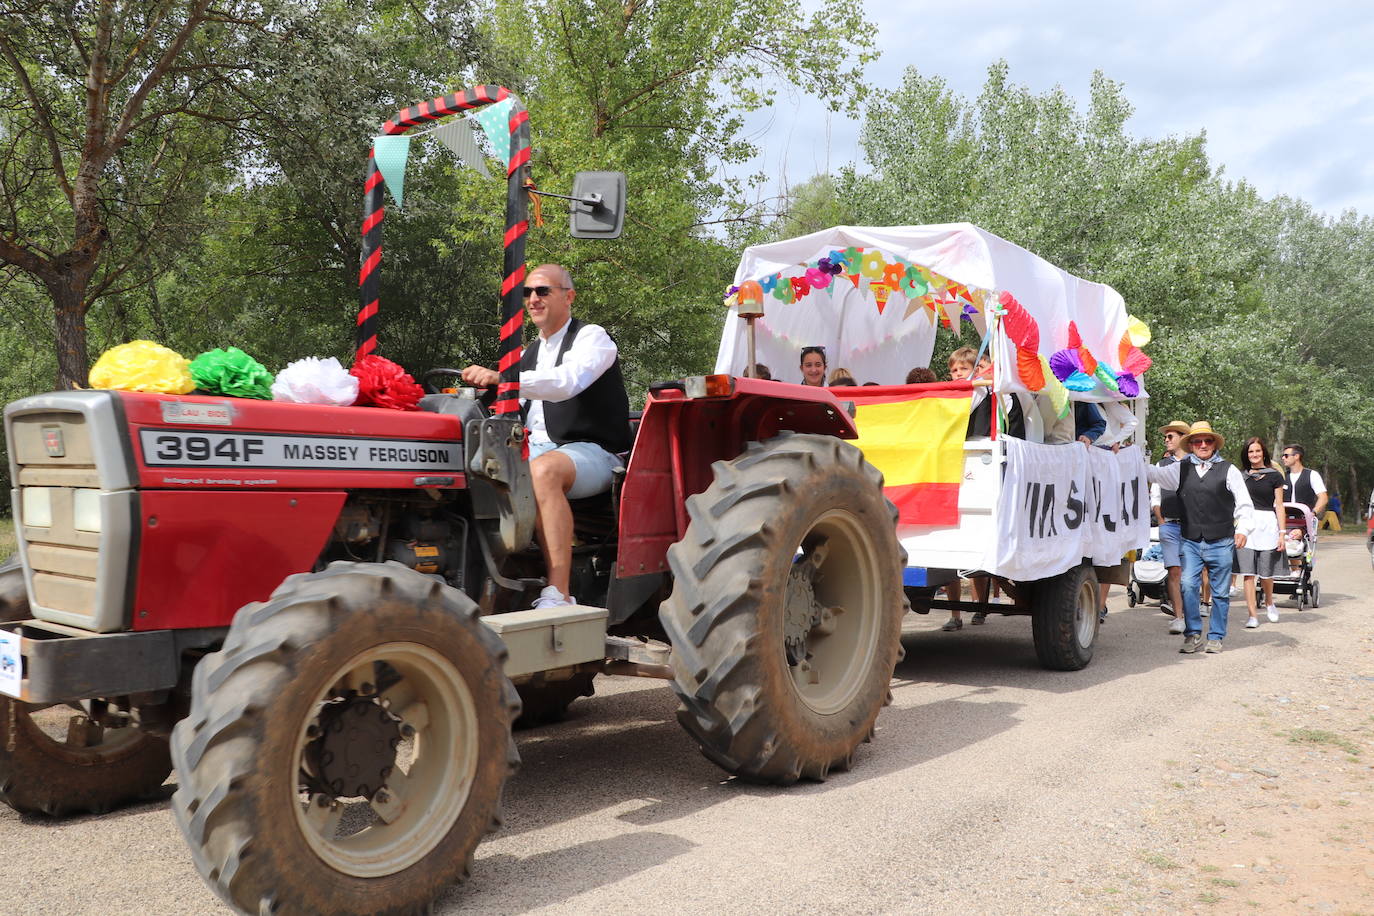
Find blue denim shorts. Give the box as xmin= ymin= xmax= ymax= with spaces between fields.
xmin=1158 ymin=520 xmax=1182 ymax=567
xmin=528 ymin=439 xmax=623 ymax=499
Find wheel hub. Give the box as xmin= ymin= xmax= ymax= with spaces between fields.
xmin=306 ymin=698 xmax=402 ymax=799
xmin=784 ymin=540 xmax=834 ymax=667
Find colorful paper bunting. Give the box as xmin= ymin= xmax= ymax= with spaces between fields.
xmin=432 ymin=117 xmax=490 ymax=178
xmin=473 ymin=97 xmax=516 ymax=168
xmin=372 ymin=135 xmax=411 ymax=207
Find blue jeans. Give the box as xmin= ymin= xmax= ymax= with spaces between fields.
xmin=1182 ymin=537 xmax=1234 ymax=641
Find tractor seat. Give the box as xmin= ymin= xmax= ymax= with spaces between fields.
xmin=569 ymin=464 xmax=627 ymax=544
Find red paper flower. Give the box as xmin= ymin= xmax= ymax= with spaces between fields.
xmin=350 ymin=355 xmax=424 ymax=410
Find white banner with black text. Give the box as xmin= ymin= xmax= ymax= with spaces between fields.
xmin=991 ymin=439 xmax=1150 ymax=581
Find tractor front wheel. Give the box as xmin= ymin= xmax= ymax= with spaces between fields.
xmin=659 ymin=433 xmax=908 ymax=784
xmin=171 ymin=561 xmax=519 ymax=916
xmin=0 ymin=556 xmax=171 ymax=816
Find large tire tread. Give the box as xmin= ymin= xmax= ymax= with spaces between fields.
xmin=659 ymin=433 xmax=907 ymax=785
xmin=0 ymin=556 xmax=172 ymax=817
xmin=171 ymin=561 xmax=520 ymax=916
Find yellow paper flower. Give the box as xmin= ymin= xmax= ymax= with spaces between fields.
xmin=1038 ymin=354 xmax=1071 ymax=417
xmin=1127 ymin=315 xmax=1152 ymax=347
xmin=89 ymin=340 xmax=194 ymax=394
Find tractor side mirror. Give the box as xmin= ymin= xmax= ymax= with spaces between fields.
xmin=569 ymin=171 xmax=625 ymax=239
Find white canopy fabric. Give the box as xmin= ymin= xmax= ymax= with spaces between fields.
xmin=714 ymin=224 xmax=1147 ymax=401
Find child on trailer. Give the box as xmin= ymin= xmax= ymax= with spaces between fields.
xmin=941 ymin=348 xmax=979 ymax=631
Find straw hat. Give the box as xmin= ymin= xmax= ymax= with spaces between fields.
xmin=1158 ymin=419 xmax=1191 ymax=436
xmin=1182 ymin=420 xmax=1224 ymax=450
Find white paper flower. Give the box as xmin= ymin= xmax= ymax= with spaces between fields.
xmin=271 ymin=357 xmax=360 ymax=407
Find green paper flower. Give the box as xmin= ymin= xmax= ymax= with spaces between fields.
xmin=190 ymin=347 xmax=274 ymax=399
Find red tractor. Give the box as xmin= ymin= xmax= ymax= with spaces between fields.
xmin=0 ymin=89 xmax=907 ymax=914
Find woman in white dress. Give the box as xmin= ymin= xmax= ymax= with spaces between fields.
xmin=1236 ymin=437 xmax=1285 ymax=627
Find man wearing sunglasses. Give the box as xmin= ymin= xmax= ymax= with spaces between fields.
xmin=1150 ymin=421 xmax=1254 ymax=654
xmin=1150 ymin=420 xmax=1191 ymax=634
xmin=1279 ymin=444 xmax=1327 ymax=519
xmin=461 ymin=264 xmax=631 ymax=610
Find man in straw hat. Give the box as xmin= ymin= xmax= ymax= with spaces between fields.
xmin=1151 ymin=420 xmax=1192 ymax=634
xmin=1151 ymin=421 xmax=1255 ymax=654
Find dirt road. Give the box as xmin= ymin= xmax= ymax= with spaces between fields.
xmin=3 ymin=535 xmax=1370 ymax=915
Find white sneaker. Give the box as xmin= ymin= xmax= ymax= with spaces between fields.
xmin=1266 ymin=604 xmax=1279 ymax=623
xmin=1245 ymin=616 xmax=1259 ymax=628
xmin=1200 ymin=602 xmax=1211 ymax=617
xmin=533 ymin=586 xmax=576 ymax=610
xmin=1230 ymin=586 xmax=1243 ymax=597
xmin=1169 ymin=618 xmax=1185 ymax=634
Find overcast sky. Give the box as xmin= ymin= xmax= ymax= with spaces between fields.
xmin=743 ymin=0 xmax=1374 ymax=218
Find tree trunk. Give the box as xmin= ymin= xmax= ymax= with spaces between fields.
xmin=1272 ymin=415 xmax=1287 ymax=460
xmin=50 ymin=280 xmax=90 ymax=390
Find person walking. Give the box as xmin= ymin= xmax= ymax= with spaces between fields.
xmin=1236 ymin=437 xmax=1285 ymax=628
xmin=1150 ymin=422 xmax=1255 ymax=654
xmin=1151 ymin=420 xmax=1191 ymax=634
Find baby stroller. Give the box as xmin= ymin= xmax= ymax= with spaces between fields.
xmin=1127 ymin=527 xmax=1168 ymax=607
xmin=1271 ymin=502 xmax=1320 ymax=609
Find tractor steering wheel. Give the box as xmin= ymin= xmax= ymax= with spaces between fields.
xmin=422 ymin=368 xmax=472 ymax=394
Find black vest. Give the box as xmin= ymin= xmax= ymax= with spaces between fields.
xmin=1283 ymin=468 xmax=1317 ymax=509
xmin=1156 ymin=455 xmax=1182 ymax=520
xmin=1177 ymin=459 xmax=1236 ymax=541
xmin=519 ymin=317 xmax=632 ymax=454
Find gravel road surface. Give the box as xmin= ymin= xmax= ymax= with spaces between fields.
xmin=3 ymin=534 xmax=1370 ymax=915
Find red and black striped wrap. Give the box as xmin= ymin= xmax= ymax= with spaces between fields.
xmin=357 ymin=85 xmax=532 ymax=416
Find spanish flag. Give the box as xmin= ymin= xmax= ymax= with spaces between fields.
xmin=847 ymin=383 xmax=972 ymax=529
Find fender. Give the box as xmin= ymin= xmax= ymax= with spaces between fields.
xmin=615 ymin=378 xmax=856 ymax=579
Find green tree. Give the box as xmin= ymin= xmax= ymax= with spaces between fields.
xmin=0 ymin=0 xmax=243 ymax=388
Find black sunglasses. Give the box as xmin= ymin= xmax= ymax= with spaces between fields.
xmin=523 ymin=285 xmax=568 ymax=298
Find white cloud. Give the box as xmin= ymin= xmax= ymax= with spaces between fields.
xmin=742 ymin=0 xmax=1374 ymax=215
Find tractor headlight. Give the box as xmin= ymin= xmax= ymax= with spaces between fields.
xmin=21 ymin=487 xmax=52 ymax=528
xmin=73 ymin=489 xmax=102 ymax=533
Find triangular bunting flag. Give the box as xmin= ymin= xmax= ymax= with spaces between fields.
xmin=473 ymin=97 xmax=516 ymax=168
xmin=432 ymin=118 xmax=489 ymax=178
xmin=372 ymin=135 xmax=411 ymax=207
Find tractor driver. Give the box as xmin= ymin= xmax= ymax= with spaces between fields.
xmin=461 ymin=264 xmax=632 ymax=610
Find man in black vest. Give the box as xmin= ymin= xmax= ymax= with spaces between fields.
xmin=1150 ymin=421 xmax=1254 ymax=654
xmin=1280 ymin=444 xmax=1328 ymax=517
xmin=1150 ymin=420 xmax=1191 ymax=633
xmin=462 ymin=264 xmax=631 ymax=609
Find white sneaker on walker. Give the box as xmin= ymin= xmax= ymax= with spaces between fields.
xmin=1169 ymin=618 xmax=1185 ymax=634
xmin=1230 ymin=585 xmax=1242 ymax=597
xmin=1200 ymin=602 xmax=1211 ymax=617
xmin=1266 ymin=604 xmax=1279 ymax=623
xmin=533 ymin=586 xmax=576 ymax=609
xmin=1245 ymin=616 xmax=1259 ymax=628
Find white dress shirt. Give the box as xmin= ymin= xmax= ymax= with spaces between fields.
xmin=1146 ymin=458 xmax=1255 ymax=536
xmin=521 ymin=318 xmax=619 ymax=448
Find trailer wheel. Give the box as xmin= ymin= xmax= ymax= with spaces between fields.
xmin=171 ymin=561 xmax=519 ymax=916
xmin=0 ymin=556 xmax=171 ymax=817
xmin=1030 ymin=563 xmax=1099 ymax=671
xmin=660 ymin=433 xmax=908 ymax=784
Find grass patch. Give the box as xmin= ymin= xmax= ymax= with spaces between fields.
xmin=0 ymin=517 xmax=13 ymax=558
xmin=1198 ymin=891 xmax=1222 ymax=904
xmin=1288 ymin=727 xmax=1362 ymax=756
xmin=1199 ymin=865 xmax=1221 ymax=873
xmin=1210 ymin=877 xmax=1240 ymax=887
xmin=1141 ymin=851 xmax=1182 ymax=870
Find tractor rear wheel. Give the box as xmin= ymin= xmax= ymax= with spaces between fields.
xmin=659 ymin=433 xmax=907 ymax=784
xmin=0 ymin=556 xmax=172 ymax=816
xmin=171 ymin=561 xmax=519 ymax=916
xmin=1030 ymin=563 xmax=1099 ymax=671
